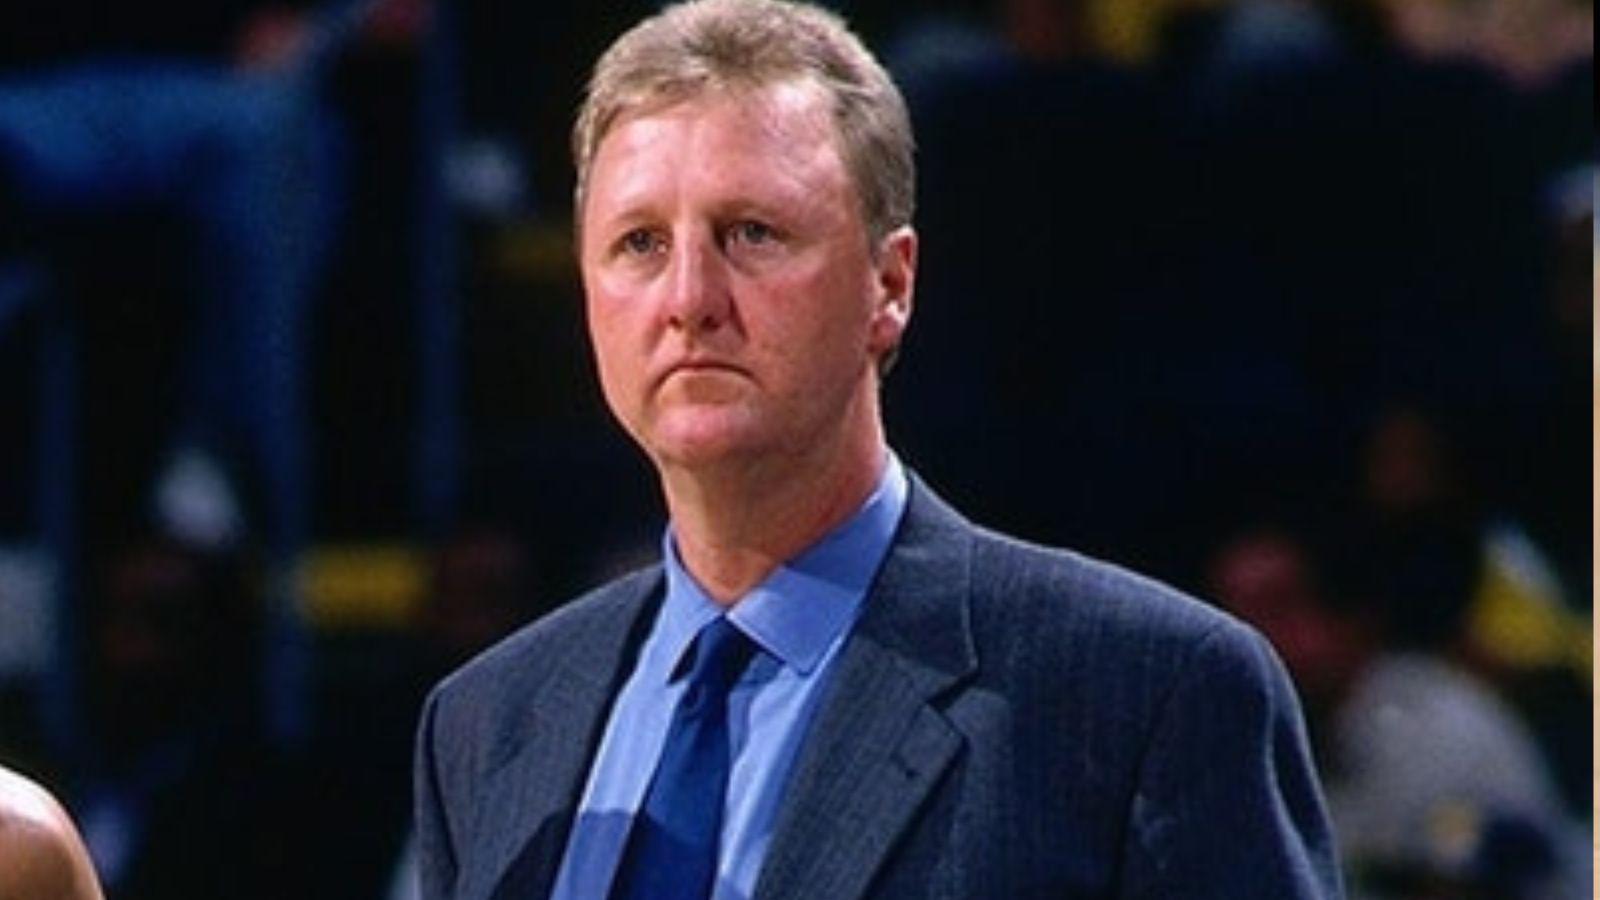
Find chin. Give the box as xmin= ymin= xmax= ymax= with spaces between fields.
xmin=644 ymin=408 xmax=772 ymax=469
xmin=650 ymin=433 xmax=762 ymax=469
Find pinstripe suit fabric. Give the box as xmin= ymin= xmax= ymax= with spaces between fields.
xmin=415 ymin=476 xmax=1342 ymax=899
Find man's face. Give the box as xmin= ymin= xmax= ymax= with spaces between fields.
xmin=579 ymin=81 xmax=913 ymax=471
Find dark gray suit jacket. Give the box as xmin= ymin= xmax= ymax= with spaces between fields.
xmin=414 ymin=478 xmax=1343 ymax=899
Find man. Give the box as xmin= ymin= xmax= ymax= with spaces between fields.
xmin=0 ymin=765 xmax=105 ymax=900
xmin=414 ymin=1 xmax=1341 ymax=898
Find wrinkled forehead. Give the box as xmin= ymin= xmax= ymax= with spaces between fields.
xmin=579 ymin=77 xmax=859 ymax=240
xmin=598 ymin=76 xmax=838 ymax=162
xmin=582 ymin=80 xmax=857 ymax=238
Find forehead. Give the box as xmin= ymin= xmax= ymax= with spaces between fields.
xmin=606 ymin=75 xmax=836 ymax=149
xmin=586 ymin=80 xmax=849 ymax=206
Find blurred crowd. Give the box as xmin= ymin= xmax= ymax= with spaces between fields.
xmin=0 ymin=1 xmax=1590 ymax=898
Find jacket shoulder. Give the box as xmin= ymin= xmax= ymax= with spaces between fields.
xmin=428 ymin=564 xmax=661 ymax=717
xmin=957 ymin=524 xmax=1288 ymax=728
xmin=966 ymin=525 xmax=1243 ymax=650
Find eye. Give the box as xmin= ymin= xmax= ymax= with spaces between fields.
xmin=616 ymin=227 xmax=664 ymax=257
xmin=727 ymin=220 xmax=778 ymax=248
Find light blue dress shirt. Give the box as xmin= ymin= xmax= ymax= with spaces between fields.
xmin=550 ymin=456 xmax=909 ymax=900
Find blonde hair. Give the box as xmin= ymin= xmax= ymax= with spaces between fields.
xmin=572 ymin=0 xmax=915 ymax=244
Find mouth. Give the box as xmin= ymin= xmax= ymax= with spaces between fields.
xmin=652 ymin=359 xmax=753 ymax=400
xmin=660 ymin=359 xmax=748 ymax=382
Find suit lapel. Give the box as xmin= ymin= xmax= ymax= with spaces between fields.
xmin=468 ymin=572 xmax=664 ymax=900
xmin=755 ymin=479 xmax=978 ymax=900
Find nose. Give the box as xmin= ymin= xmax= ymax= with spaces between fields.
xmin=664 ymin=230 xmax=732 ymax=335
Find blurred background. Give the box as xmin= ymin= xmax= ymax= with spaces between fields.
xmin=0 ymin=0 xmax=1589 ymax=897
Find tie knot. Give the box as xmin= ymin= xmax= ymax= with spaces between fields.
xmin=684 ymin=617 xmax=756 ymax=698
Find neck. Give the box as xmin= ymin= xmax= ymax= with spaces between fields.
xmin=660 ymin=419 xmax=886 ymax=606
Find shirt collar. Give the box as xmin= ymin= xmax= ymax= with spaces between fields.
xmin=656 ymin=454 xmax=909 ymax=679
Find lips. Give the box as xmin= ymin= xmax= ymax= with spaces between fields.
xmin=660 ymin=358 xmax=747 ymax=384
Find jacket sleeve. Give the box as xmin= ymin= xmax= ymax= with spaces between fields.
xmin=414 ymin=687 xmax=460 ymax=900
xmin=1120 ymin=620 xmax=1344 ymax=899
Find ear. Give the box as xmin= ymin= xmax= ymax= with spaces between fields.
xmin=867 ymin=226 xmax=917 ymax=363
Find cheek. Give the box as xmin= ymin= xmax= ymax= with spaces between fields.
xmin=768 ymin=266 xmax=873 ymax=339
xmin=585 ymin=299 xmax=637 ymax=397
xmin=586 ymin=285 xmax=640 ymax=352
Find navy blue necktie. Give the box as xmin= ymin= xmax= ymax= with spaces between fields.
xmin=609 ymin=617 xmax=757 ymax=900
